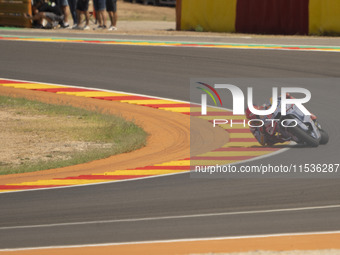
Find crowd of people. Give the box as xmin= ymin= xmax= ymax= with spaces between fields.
xmin=25 ymin=0 xmax=117 ymax=31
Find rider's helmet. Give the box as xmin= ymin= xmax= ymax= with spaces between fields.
xmin=269 ymin=97 xmax=273 ymax=106
xmin=273 ymin=93 xmax=292 ymax=102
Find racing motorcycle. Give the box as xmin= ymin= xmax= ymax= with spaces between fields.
xmin=263 ymin=100 xmax=329 ymax=147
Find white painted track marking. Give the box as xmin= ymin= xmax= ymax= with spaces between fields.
xmin=1 ymin=204 xmax=340 ymax=230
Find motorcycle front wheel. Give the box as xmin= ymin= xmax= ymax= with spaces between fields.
xmin=289 ymin=125 xmax=320 ymax=147
xmin=319 ymin=129 xmax=329 ymax=145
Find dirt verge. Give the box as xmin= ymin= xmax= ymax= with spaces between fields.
xmin=0 ymin=85 xmax=228 ymax=185
xmin=2 ymin=233 xmax=340 ymax=255
xmin=117 ymin=0 xmax=175 ymax=21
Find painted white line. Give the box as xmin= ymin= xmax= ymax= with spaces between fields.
xmin=1 ymin=230 xmax=340 ymax=252
xmin=1 ymin=204 xmax=340 ymax=231
xmin=0 ymin=77 xmax=290 ymax=194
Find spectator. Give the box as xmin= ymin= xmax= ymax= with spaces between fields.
xmin=93 ymin=0 xmax=106 ymax=29
xmin=106 ymin=0 xmax=117 ymax=31
xmin=26 ymin=0 xmax=64 ymax=29
xmin=73 ymin=0 xmax=90 ymax=30
xmin=55 ymin=0 xmax=70 ymax=28
xmin=68 ymin=0 xmax=77 ymax=27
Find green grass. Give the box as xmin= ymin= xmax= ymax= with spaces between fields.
xmin=0 ymin=95 xmax=148 ymax=175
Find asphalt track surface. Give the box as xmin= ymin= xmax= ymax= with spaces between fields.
xmin=0 ymin=31 xmax=340 ymax=249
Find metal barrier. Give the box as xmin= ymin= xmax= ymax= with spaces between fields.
xmin=177 ymin=0 xmax=340 ymax=35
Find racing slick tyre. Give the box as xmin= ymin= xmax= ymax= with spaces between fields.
xmin=319 ymin=129 xmax=329 ymax=145
xmin=290 ymin=125 xmax=320 ymax=147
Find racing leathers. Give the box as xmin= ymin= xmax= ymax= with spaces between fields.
xmin=249 ymin=120 xmax=285 ymax=146
xmin=247 ymin=95 xmax=317 ymax=146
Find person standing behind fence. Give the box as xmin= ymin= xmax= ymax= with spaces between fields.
xmin=93 ymin=0 xmax=106 ymax=29
xmin=106 ymin=0 xmax=117 ymax=31
xmin=55 ymin=0 xmax=70 ymax=28
xmin=73 ymin=0 xmax=90 ymax=30
xmin=68 ymin=0 xmax=77 ymax=27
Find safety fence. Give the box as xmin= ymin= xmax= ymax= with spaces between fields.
xmin=176 ymin=0 xmax=340 ymax=35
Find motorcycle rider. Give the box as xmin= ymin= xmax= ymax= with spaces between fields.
xmin=245 ymin=105 xmax=285 ymax=146
xmin=245 ymin=93 xmax=316 ymax=146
